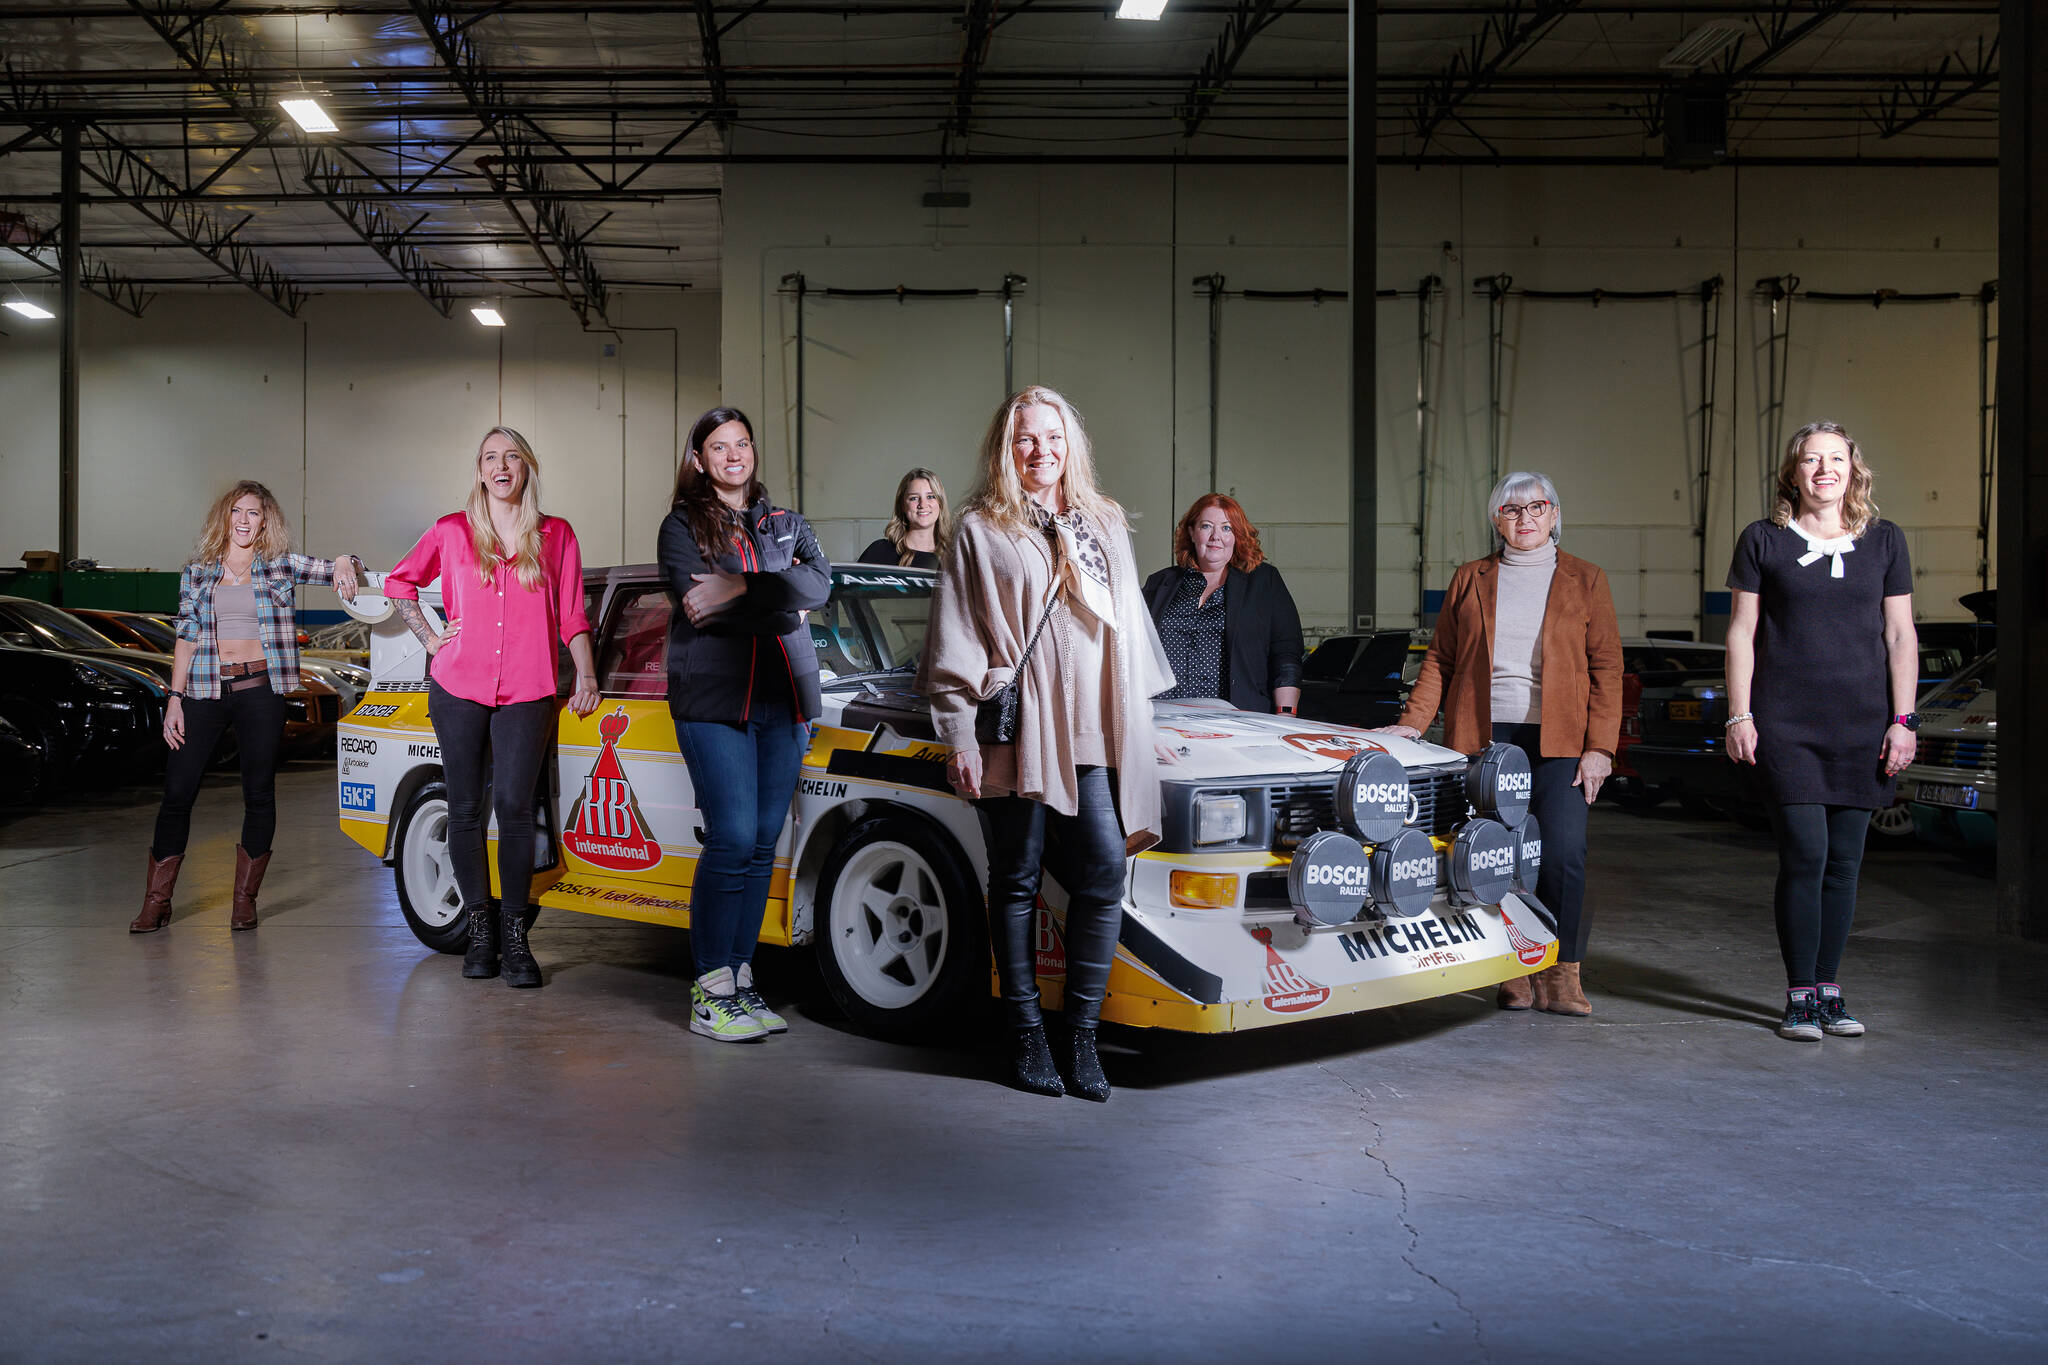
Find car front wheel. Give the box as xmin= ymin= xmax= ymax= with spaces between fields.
xmin=814 ymin=814 xmax=987 ymax=1041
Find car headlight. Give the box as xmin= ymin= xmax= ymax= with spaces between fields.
xmin=72 ymin=662 xmax=125 ymax=691
xmin=333 ymin=664 xmax=370 ymax=687
xmin=1193 ymin=792 xmax=1248 ymax=845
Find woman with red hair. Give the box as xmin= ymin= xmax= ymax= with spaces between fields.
xmin=1142 ymin=494 xmax=1303 ymax=715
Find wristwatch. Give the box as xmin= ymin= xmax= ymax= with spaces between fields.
xmin=1893 ymin=712 xmax=1920 ymax=731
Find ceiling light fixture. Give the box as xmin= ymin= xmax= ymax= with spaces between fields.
xmin=1659 ymin=23 xmax=1745 ymax=72
xmin=1116 ymin=0 xmax=1170 ymax=20
xmin=279 ymin=96 xmax=338 ymax=134
xmin=471 ymin=305 xmax=507 ymax=327
xmin=4 ymin=299 xmax=55 ymax=320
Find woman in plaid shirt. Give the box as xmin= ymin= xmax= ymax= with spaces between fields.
xmin=132 ymin=480 xmax=363 ymax=935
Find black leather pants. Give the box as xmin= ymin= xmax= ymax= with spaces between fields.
xmin=977 ymin=765 xmax=1127 ymax=1032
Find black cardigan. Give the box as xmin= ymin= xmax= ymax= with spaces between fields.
xmin=657 ymin=496 xmax=831 ymax=725
xmin=1142 ymin=560 xmax=1304 ymax=713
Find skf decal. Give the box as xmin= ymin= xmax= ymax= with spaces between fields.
xmin=340 ymin=782 xmax=377 ymax=813
xmin=1035 ymin=899 xmax=1066 ymax=977
xmin=562 ymin=708 xmax=663 ymax=871
xmin=1251 ymin=926 xmax=1330 ymax=1014
xmin=1497 ymin=901 xmax=1549 ymax=967
xmin=1282 ymin=732 xmax=1385 ymax=762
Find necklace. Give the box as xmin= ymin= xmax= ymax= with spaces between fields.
xmin=220 ymin=557 xmax=254 ymax=585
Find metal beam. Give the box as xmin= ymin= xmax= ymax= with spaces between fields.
xmin=1350 ymin=0 xmax=1375 ymax=631
xmin=1875 ymin=37 xmax=2000 ymax=138
xmin=59 ymin=120 xmax=80 ymax=575
xmin=694 ymin=0 xmax=734 ymax=137
xmin=0 ymin=208 xmax=154 ymax=317
xmin=125 ymin=0 xmax=460 ymax=312
xmin=410 ymin=0 xmax=611 ymax=322
xmin=1724 ymin=0 xmax=1854 ymax=81
xmin=950 ymin=0 xmax=1002 ymax=139
xmin=1997 ymin=0 xmax=2048 ymax=939
xmin=1410 ymin=0 xmax=1583 ymax=151
xmin=1184 ymin=0 xmax=1303 ymax=138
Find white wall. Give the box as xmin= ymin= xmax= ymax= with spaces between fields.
xmin=0 ymin=288 xmax=720 ymax=605
xmin=721 ymin=162 xmax=1998 ymax=635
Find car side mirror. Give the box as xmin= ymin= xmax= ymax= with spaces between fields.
xmin=1 ymin=631 xmax=34 ymax=648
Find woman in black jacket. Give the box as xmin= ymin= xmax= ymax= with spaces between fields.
xmin=658 ymin=406 xmax=830 ymax=1044
xmin=1143 ymin=494 xmax=1304 ymax=714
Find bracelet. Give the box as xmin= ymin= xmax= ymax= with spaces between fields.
xmin=1724 ymin=712 xmax=1754 ymax=729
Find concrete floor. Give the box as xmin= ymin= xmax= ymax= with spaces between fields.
xmin=2 ymin=765 xmax=2044 ymax=1365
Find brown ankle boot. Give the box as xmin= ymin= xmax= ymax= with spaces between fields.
xmin=1528 ymin=963 xmax=1555 ymax=1011
xmin=231 ymin=845 xmax=271 ymax=930
xmin=1497 ymin=972 xmax=1535 ymax=1010
xmin=1540 ymin=960 xmax=1592 ymax=1016
xmin=130 ymin=852 xmax=183 ymax=933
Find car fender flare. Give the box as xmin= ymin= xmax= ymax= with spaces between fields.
xmin=789 ymin=791 xmax=987 ymax=944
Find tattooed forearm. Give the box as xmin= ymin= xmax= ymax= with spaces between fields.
xmin=392 ymin=599 xmax=435 ymax=646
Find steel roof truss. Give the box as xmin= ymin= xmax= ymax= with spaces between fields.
xmin=1410 ymin=0 xmax=1583 ymax=150
xmin=1184 ymin=0 xmax=1302 ymax=138
xmin=1 ymin=207 xmax=154 ymax=318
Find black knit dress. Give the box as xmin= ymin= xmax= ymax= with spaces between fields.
xmin=1727 ymin=518 xmax=1912 ymax=809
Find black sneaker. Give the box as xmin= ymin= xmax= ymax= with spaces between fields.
xmin=1816 ymin=985 xmax=1865 ymax=1037
xmin=1778 ymin=990 xmax=1824 ymax=1042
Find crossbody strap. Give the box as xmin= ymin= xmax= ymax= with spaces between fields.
xmin=1010 ymin=578 xmax=1059 ymax=680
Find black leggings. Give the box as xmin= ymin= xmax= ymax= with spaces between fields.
xmin=1768 ymin=803 xmax=1871 ymax=987
xmin=429 ymin=681 xmax=555 ymax=917
xmin=978 ymin=766 xmax=1127 ymax=1033
xmin=152 ymin=681 xmax=287 ymax=859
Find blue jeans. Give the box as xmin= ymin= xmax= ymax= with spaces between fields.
xmin=675 ymin=700 xmax=808 ymax=978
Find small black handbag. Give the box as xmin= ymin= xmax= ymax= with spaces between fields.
xmin=974 ymin=587 xmax=1059 ymax=746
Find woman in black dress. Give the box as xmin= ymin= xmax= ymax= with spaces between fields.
xmin=1725 ymin=421 xmax=1918 ymax=1043
xmin=1141 ymin=494 xmax=1303 ymax=715
xmin=858 ymin=467 xmax=949 ymax=569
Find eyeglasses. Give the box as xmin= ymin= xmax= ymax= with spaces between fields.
xmin=1494 ymin=499 xmax=1554 ymax=522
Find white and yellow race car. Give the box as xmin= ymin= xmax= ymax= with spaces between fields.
xmin=336 ymin=563 xmax=1556 ymax=1038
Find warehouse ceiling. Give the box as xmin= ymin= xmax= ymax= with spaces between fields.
xmin=0 ymin=2 xmax=2002 ymax=320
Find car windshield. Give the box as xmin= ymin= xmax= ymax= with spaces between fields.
xmin=5 ymin=599 xmax=122 ymax=651
xmin=1300 ymin=638 xmax=1359 ymax=682
xmin=811 ymin=567 xmax=933 ymax=678
xmin=1921 ymin=649 xmax=1995 ymax=707
xmin=119 ymin=615 xmax=178 ymax=651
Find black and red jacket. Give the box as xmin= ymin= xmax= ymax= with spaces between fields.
xmin=657 ymin=495 xmax=830 ymax=725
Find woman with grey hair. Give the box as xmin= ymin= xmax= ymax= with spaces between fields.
xmin=1375 ymin=472 xmax=1622 ymax=1014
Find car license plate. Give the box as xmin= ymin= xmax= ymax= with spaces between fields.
xmin=1668 ymin=699 xmax=1702 ymax=722
xmin=1915 ymin=782 xmax=1979 ymax=810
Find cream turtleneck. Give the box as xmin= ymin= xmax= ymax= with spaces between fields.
xmin=1491 ymin=539 xmax=1558 ymax=726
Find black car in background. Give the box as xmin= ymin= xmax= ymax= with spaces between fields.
xmin=0 ymin=638 xmax=168 ymax=784
xmin=0 ymin=711 xmax=46 ymax=807
xmin=1296 ymin=630 xmax=1424 ymax=731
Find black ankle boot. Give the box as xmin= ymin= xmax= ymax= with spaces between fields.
xmin=1062 ymin=1027 xmax=1111 ymax=1102
xmin=461 ymin=903 xmax=499 ymax=979
xmin=1009 ymin=1024 xmax=1064 ymax=1096
xmin=499 ymin=905 xmax=541 ymax=989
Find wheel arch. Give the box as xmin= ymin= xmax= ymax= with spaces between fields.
xmin=789 ymin=793 xmax=986 ymax=944
xmin=381 ymin=763 xmax=445 ymax=862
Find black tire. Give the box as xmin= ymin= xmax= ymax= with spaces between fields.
xmin=392 ymin=779 xmax=535 ymax=953
xmin=813 ymin=813 xmax=988 ymax=1042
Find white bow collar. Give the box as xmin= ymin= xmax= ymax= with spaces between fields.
xmin=1789 ymin=517 xmax=1855 ymax=578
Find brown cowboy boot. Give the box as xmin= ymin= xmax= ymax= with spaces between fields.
xmin=130 ymin=852 xmax=183 ymax=933
xmin=231 ymin=845 xmax=271 ymax=930
xmin=1540 ymin=960 xmax=1592 ymax=1016
xmin=1497 ymin=972 xmax=1535 ymax=1010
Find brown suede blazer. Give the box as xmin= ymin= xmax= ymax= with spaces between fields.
xmin=1398 ymin=548 xmax=1623 ymax=758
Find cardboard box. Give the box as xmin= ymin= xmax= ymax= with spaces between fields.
xmin=19 ymin=551 xmax=59 ymax=572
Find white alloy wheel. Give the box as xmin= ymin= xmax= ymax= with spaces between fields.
xmin=828 ymin=840 xmax=951 ymax=1010
xmin=1870 ymin=800 xmax=1916 ymax=843
xmin=402 ymin=798 xmax=463 ymax=931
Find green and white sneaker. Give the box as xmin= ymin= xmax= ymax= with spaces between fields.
xmin=691 ymin=968 xmax=767 ymax=1043
xmin=734 ymin=962 xmax=787 ymax=1033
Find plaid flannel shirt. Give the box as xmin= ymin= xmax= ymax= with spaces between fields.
xmin=175 ymin=553 xmax=341 ymax=698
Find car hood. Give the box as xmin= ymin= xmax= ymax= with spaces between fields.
xmin=1919 ymin=685 xmax=1995 ymax=740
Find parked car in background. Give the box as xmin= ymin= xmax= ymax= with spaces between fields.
xmin=0 ymin=638 xmax=167 ymax=783
xmin=1296 ymin=630 xmax=1421 ymax=731
xmin=75 ymin=608 xmax=179 ymax=655
xmin=1899 ymin=650 xmax=1996 ymax=851
xmin=0 ymin=710 xmax=46 ymax=806
xmin=1606 ymin=638 xmax=1727 ymax=811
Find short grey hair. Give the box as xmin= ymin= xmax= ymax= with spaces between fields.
xmin=1486 ymin=471 xmax=1563 ymax=551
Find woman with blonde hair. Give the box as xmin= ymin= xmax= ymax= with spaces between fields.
xmin=918 ymin=386 xmax=1174 ymax=1101
xmin=133 ymin=481 xmax=364 ymax=935
xmin=385 ymin=427 xmax=603 ymax=988
xmin=860 ymin=468 xmax=950 ymax=569
xmin=1726 ymin=421 xmax=1916 ymax=1042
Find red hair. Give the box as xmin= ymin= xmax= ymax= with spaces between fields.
xmin=1173 ymin=494 xmax=1264 ymax=572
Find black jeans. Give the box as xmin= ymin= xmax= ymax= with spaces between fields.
xmin=1493 ymin=723 xmax=1593 ymax=962
xmin=1768 ymin=803 xmax=1870 ymax=988
xmin=152 ymin=681 xmax=288 ymax=859
xmin=429 ymin=681 xmax=555 ymax=918
xmin=977 ymin=765 xmax=1126 ymax=1033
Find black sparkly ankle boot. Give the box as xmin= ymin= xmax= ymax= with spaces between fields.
xmin=1010 ymin=1024 xmax=1065 ymax=1096
xmin=499 ymin=905 xmax=541 ymax=989
xmin=461 ymin=903 xmax=499 ymax=979
xmin=1062 ymin=1027 xmax=1111 ymax=1103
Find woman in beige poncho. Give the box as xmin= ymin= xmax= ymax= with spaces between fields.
xmin=918 ymin=386 xmax=1173 ymax=1102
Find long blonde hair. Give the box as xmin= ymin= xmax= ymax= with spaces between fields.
xmin=883 ymin=467 xmax=952 ymax=564
xmin=1772 ymin=420 xmax=1878 ymax=538
xmin=465 ymin=426 xmax=546 ymax=591
xmin=963 ymin=386 xmax=1120 ymax=537
xmin=194 ymin=480 xmax=292 ymax=565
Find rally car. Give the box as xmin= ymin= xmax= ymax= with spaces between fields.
xmin=334 ymin=563 xmax=1556 ymax=1039
xmin=1899 ymin=649 xmax=1996 ymax=850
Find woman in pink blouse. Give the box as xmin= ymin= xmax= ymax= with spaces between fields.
xmin=385 ymin=427 xmax=602 ymax=988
